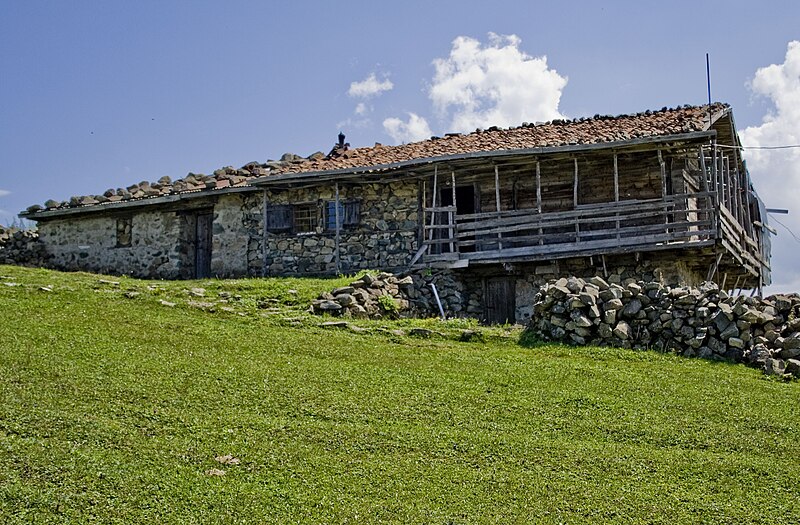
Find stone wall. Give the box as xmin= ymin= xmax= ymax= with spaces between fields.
xmin=211 ymin=193 xmax=262 ymax=278
xmin=264 ymin=180 xmax=420 ymax=276
xmin=0 ymin=227 xmax=50 ymax=267
xmin=37 ymin=209 xmax=185 ymax=278
xmin=32 ymin=192 xmax=264 ymax=280
xmin=529 ymin=275 xmax=800 ymax=377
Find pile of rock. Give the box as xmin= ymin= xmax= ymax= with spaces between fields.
xmin=311 ymin=270 xmax=466 ymax=320
xmin=24 ymin=154 xmax=326 ymax=214
xmin=0 ymin=227 xmax=50 ymax=267
xmin=311 ymin=272 xmax=416 ymax=319
xmin=530 ymin=276 xmax=800 ymax=377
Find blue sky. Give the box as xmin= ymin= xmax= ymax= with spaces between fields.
xmin=1 ymin=1 xmax=799 ymax=290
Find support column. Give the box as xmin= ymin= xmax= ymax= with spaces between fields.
xmin=261 ymin=189 xmax=269 ymax=277
xmin=494 ymin=164 xmax=503 ymax=250
xmin=334 ymin=182 xmax=341 ymax=274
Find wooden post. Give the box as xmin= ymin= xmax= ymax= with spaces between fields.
xmin=535 ymin=161 xmax=542 ymax=213
xmin=613 ymin=153 xmax=620 ymax=241
xmin=536 ymin=161 xmax=543 ymax=245
xmin=261 ymin=189 xmax=269 ymax=277
xmin=334 ymin=182 xmax=341 ymax=274
xmin=698 ymin=147 xmax=710 ymax=228
xmin=658 ymin=150 xmax=670 ymax=234
xmin=428 ymin=165 xmax=438 ymax=245
xmin=573 ymin=158 xmax=579 ymax=242
xmin=450 ymin=170 xmax=456 ymax=254
xmin=573 ymin=157 xmax=579 ymax=206
xmin=742 ymin=170 xmax=754 ymax=239
xmin=494 ymin=164 xmax=503 ymax=250
xmin=711 ymin=141 xmax=720 ymax=207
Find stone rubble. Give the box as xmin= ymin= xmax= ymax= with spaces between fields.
xmin=310 ymin=271 xmax=465 ymax=319
xmin=26 ymin=156 xmax=324 ymax=214
xmin=530 ymin=276 xmax=800 ymax=378
xmin=0 ymin=227 xmax=51 ymax=267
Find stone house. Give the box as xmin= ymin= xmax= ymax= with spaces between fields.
xmin=21 ymin=103 xmax=772 ymax=323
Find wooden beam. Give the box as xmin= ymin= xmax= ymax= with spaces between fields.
xmin=535 ymin=161 xmax=542 ymax=213
xmin=573 ymin=157 xmax=579 ymax=207
xmin=261 ymin=189 xmax=269 ymax=277
xmin=334 ymin=182 xmax=341 ymax=274
xmin=613 ymin=153 xmax=620 ymax=241
xmin=494 ymin=164 xmax=503 ymax=249
xmin=450 ymin=170 xmax=457 ymax=253
xmin=573 ymin=158 xmax=580 ymax=242
xmin=658 ymin=149 xmax=667 ymax=198
xmin=536 ymin=160 xmax=543 ymax=245
xmin=427 ymin=165 xmax=438 ymax=245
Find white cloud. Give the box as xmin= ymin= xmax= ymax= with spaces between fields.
xmin=354 ymin=102 xmax=368 ymax=116
xmin=348 ymin=73 xmax=394 ymax=99
xmin=429 ymin=33 xmax=567 ymax=132
xmin=739 ymin=41 xmax=800 ymax=293
xmin=382 ymin=113 xmax=432 ymax=144
xmin=0 ymin=189 xmax=10 ymax=197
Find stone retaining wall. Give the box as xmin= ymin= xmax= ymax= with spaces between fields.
xmin=530 ymin=276 xmax=800 ymax=377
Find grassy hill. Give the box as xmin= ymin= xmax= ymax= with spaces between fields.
xmin=0 ymin=265 xmax=798 ymax=524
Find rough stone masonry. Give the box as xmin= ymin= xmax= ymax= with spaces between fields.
xmin=529 ymin=276 xmax=800 ymax=378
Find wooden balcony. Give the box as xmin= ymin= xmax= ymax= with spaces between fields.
xmin=421 ymin=192 xmax=722 ymax=266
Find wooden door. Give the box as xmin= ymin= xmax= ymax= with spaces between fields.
xmin=485 ymin=277 xmax=516 ymax=325
xmin=195 ymin=212 xmax=213 ymax=278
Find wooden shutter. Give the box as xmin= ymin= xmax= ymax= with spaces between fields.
xmin=267 ymin=205 xmax=292 ymax=231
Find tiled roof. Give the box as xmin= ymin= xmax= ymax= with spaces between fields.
xmin=273 ymin=103 xmax=725 ymax=175
xmin=22 ymin=103 xmax=725 ymax=216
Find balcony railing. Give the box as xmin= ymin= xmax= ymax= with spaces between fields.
xmin=422 ymin=192 xmax=720 ymax=264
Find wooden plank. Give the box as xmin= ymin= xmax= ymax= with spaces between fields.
xmin=261 ymin=190 xmax=269 ymax=277
xmin=535 ymin=161 xmax=542 ymax=213
xmin=457 ymin=192 xmax=716 ymax=221
xmin=459 ymin=222 xmax=714 ymax=247
xmin=456 ymin=205 xmax=686 ymax=233
xmin=494 ymin=164 xmax=503 ymax=250
xmin=453 ymin=238 xmax=717 ymax=266
xmin=195 ymin=211 xmax=213 ymax=278
xmin=334 ymin=182 xmax=341 ymax=274
xmin=573 ymin=157 xmax=579 ymax=206
xmin=457 ymin=213 xmax=713 ymax=240
xmin=460 ymin=231 xmax=718 ymax=262
xmin=427 ymin=165 xmax=438 ymax=244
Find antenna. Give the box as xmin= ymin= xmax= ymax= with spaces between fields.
xmin=706 ymin=53 xmax=712 ymax=106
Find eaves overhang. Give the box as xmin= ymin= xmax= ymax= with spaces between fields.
xmin=253 ymin=130 xmax=717 ymax=187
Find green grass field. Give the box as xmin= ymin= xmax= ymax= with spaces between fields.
xmin=0 ymin=265 xmax=798 ymax=524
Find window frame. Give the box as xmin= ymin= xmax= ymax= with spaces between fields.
xmin=115 ymin=216 xmax=132 ymax=248
xmin=292 ymin=202 xmax=319 ymax=234
xmin=324 ymin=199 xmax=360 ymax=231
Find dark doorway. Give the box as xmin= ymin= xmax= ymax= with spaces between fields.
xmin=485 ymin=277 xmax=516 ymax=325
xmin=440 ymin=185 xmax=477 ymax=253
xmin=194 ymin=211 xmax=213 ymax=278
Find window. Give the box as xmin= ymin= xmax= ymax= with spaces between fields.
xmin=293 ymin=203 xmax=318 ymax=233
xmin=116 ymin=217 xmax=132 ymax=247
xmin=325 ymin=200 xmax=360 ymax=230
xmin=266 ymin=204 xmax=292 ymax=232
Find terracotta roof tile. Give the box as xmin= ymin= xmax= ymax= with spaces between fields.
xmin=23 ymin=103 xmax=724 ymax=216
xmin=273 ymin=104 xmax=723 ymax=176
